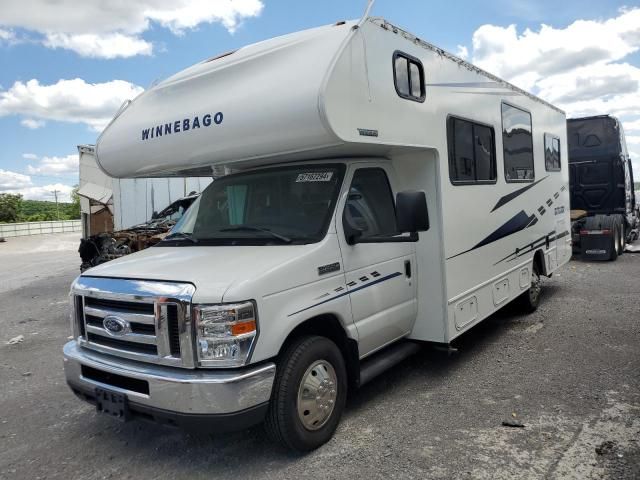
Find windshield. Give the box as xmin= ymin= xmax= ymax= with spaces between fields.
xmin=161 ymin=164 xmax=345 ymax=246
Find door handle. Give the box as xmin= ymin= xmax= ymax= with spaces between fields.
xmin=404 ymin=260 xmax=412 ymax=278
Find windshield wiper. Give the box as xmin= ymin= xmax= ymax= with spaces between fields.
xmin=219 ymin=226 xmax=292 ymax=243
xmin=163 ymin=232 xmax=199 ymax=244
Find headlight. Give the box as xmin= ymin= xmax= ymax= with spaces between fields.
xmin=193 ymin=301 xmax=257 ymax=367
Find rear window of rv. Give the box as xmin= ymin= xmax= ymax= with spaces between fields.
xmin=447 ymin=116 xmax=497 ymax=185
xmin=501 ymin=103 xmax=534 ymax=182
xmin=544 ymin=133 xmax=561 ymax=171
xmin=393 ymin=52 xmax=425 ymax=102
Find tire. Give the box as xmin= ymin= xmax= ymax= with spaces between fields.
xmin=518 ymin=261 xmax=542 ymax=313
xmin=608 ymin=218 xmax=619 ymax=261
xmin=619 ymin=221 xmax=626 ymax=255
xmin=265 ymin=335 xmax=347 ymax=452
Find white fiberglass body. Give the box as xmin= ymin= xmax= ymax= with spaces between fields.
xmin=65 ymin=14 xmax=571 ymax=449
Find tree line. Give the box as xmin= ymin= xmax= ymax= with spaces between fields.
xmin=0 ymin=188 xmax=81 ymax=223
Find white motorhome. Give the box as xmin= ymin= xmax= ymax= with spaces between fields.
xmin=63 ymin=13 xmax=571 ymax=451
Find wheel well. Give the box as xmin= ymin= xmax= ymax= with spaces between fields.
xmin=280 ymin=315 xmax=360 ymax=390
xmin=533 ymin=249 xmax=546 ymax=276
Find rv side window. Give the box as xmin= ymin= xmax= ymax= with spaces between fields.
xmin=502 ymin=103 xmax=534 ymax=182
xmin=447 ymin=116 xmax=497 ymax=185
xmin=544 ymin=133 xmax=561 ymax=171
xmin=343 ymin=168 xmax=397 ymax=239
xmin=393 ymin=51 xmax=425 ymax=102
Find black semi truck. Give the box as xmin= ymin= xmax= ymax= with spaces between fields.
xmin=568 ymin=115 xmax=638 ymax=260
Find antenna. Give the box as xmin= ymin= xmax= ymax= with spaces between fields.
xmin=357 ymin=0 xmax=375 ymax=27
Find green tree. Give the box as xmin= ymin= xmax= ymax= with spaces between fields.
xmin=0 ymin=193 xmax=23 ymax=223
xmin=68 ymin=185 xmax=81 ymax=219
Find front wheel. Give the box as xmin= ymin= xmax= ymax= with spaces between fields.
xmin=265 ymin=335 xmax=347 ymax=451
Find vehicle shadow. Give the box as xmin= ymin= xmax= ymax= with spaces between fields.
xmin=84 ymin=289 xmax=554 ymax=473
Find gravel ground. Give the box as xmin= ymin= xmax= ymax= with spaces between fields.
xmin=0 ymin=234 xmax=639 ymax=479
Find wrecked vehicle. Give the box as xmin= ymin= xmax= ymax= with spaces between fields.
xmin=78 ymin=193 xmax=199 ymax=271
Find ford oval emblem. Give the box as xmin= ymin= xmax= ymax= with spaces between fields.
xmin=103 ymin=316 xmax=128 ymax=336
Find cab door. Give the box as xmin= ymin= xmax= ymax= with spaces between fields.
xmin=337 ymin=164 xmax=417 ymax=357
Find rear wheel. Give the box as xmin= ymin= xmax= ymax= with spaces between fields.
xmin=265 ymin=335 xmax=347 ymax=452
xmin=609 ymin=219 xmax=619 ymax=261
xmin=619 ymin=221 xmax=626 ymax=255
xmin=518 ymin=261 xmax=542 ymax=313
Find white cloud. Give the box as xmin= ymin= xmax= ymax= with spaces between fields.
xmin=456 ymin=45 xmax=469 ymax=60
xmin=0 ymin=169 xmax=32 ymax=190
xmin=44 ymin=33 xmax=152 ymax=59
xmin=26 ymin=154 xmax=79 ymax=176
xmin=0 ymin=28 xmax=15 ymax=42
xmin=623 ymin=119 xmax=640 ymax=133
xmin=20 ymin=118 xmax=46 ymax=129
xmin=1 ymin=168 xmax=75 ymax=202
xmin=0 ymin=78 xmax=144 ymax=132
xmin=11 ymin=183 xmax=75 ymax=202
xmin=465 ymin=7 xmax=640 ymax=161
xmin=0 ymin=0 xmax=264 ymax=58
xmin=21 ymin=153 xmax=38 ymax=160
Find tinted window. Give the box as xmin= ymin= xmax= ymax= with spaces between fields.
xmin=502 ymin=103 xmax=534 ymax=182
xmin=343 ymin=168 xmax=397 ymax=239
xmin=448 ymin=116 xmax=496 ymax=184
xmin=544 ymin=133 xmax=561 ymax=171
xmin=393 ymin=52 xmax=425 ymax=102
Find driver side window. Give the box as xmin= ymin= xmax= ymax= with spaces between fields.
xmin=343 ymin=168 xmax=397 ymax=239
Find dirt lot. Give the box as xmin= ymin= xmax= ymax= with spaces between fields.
xmin=1 ymin=233 xmax=639 ymax=479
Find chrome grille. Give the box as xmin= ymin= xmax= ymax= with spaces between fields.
xmin=71 ymin=276 xmax=196 ymax=368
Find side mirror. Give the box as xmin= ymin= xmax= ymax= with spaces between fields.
xmin=396 ymin=191 xmax=429 ymax=233
xmin=343 ymin=220 xmax=364 ymax=245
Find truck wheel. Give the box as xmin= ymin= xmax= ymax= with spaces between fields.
xmin=619 ymin=221 xmax=626 ymax=255
xmin=609 ymin=219 xmax=619 ymax=261
xmin=265 ymin=335 xmax=347 ymax=452
xmin=518 ymin=262 xmax=541 ymax=313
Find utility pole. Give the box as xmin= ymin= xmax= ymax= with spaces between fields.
xmin=51 ymin=190 xmax=60 ymax=220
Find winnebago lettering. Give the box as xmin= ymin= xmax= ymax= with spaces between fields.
xmin=141 ymin=112 xmax=223 ymax=141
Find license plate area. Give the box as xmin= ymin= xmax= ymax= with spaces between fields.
xmin=95 ymin=387 xmax=130 ymax=422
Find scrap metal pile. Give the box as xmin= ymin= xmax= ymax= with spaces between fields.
xmin=78 ymin=194 xmax=198 ymax=272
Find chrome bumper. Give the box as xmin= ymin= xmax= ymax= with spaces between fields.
xmin=63 ymin=341 xmax=275 ymax=415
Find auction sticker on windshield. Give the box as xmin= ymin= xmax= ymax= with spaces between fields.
xmin=296 ymin=172 xmax=334 ymax=182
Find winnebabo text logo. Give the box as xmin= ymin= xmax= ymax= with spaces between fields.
xmin=141 ymin=112 xmax=223 ymax=141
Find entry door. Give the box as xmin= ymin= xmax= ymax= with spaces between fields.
xmin=337 ymin=165 xmax=417 ymax=357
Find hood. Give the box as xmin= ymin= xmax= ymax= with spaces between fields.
xmin=81 ymin=234 xmax=342 ymax=304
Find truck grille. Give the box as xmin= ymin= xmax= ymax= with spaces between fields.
xmin=71 ymin=276 xmax=196 ymax=368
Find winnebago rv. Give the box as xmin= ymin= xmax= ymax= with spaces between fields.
xmin=568 ymin=115 xmax=638 ymax=260
xmin=63 ymin=13 xmax=570 ymax=451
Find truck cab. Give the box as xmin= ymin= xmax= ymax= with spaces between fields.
xmin=65 ymin=158 xmax=429 ymax=450
xmin=568 ymin=115 xmax=638 ymax=260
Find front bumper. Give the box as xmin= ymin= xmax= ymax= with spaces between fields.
xmin=63 ymin=341 xmax=275 ymax=431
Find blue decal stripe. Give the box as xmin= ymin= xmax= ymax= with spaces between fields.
xmin=287 ymin=271 xmax=402 ymax=317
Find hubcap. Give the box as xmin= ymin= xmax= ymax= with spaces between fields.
xmin=530 ymin=269 xmax=541 ymax=303
xmin=297 ymin=360 xmax=338 ymax=431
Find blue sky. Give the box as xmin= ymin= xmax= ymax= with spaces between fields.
xmin=0 ymin=0 xmax=638 ymax=201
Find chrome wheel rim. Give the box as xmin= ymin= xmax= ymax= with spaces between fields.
xmin=614 ymin=227 xmax=621 ymax=253
xmin=530 ymin=269 xmax=541 ymax=304
xmin=297 ymin=360 xmax=338 ymax=431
